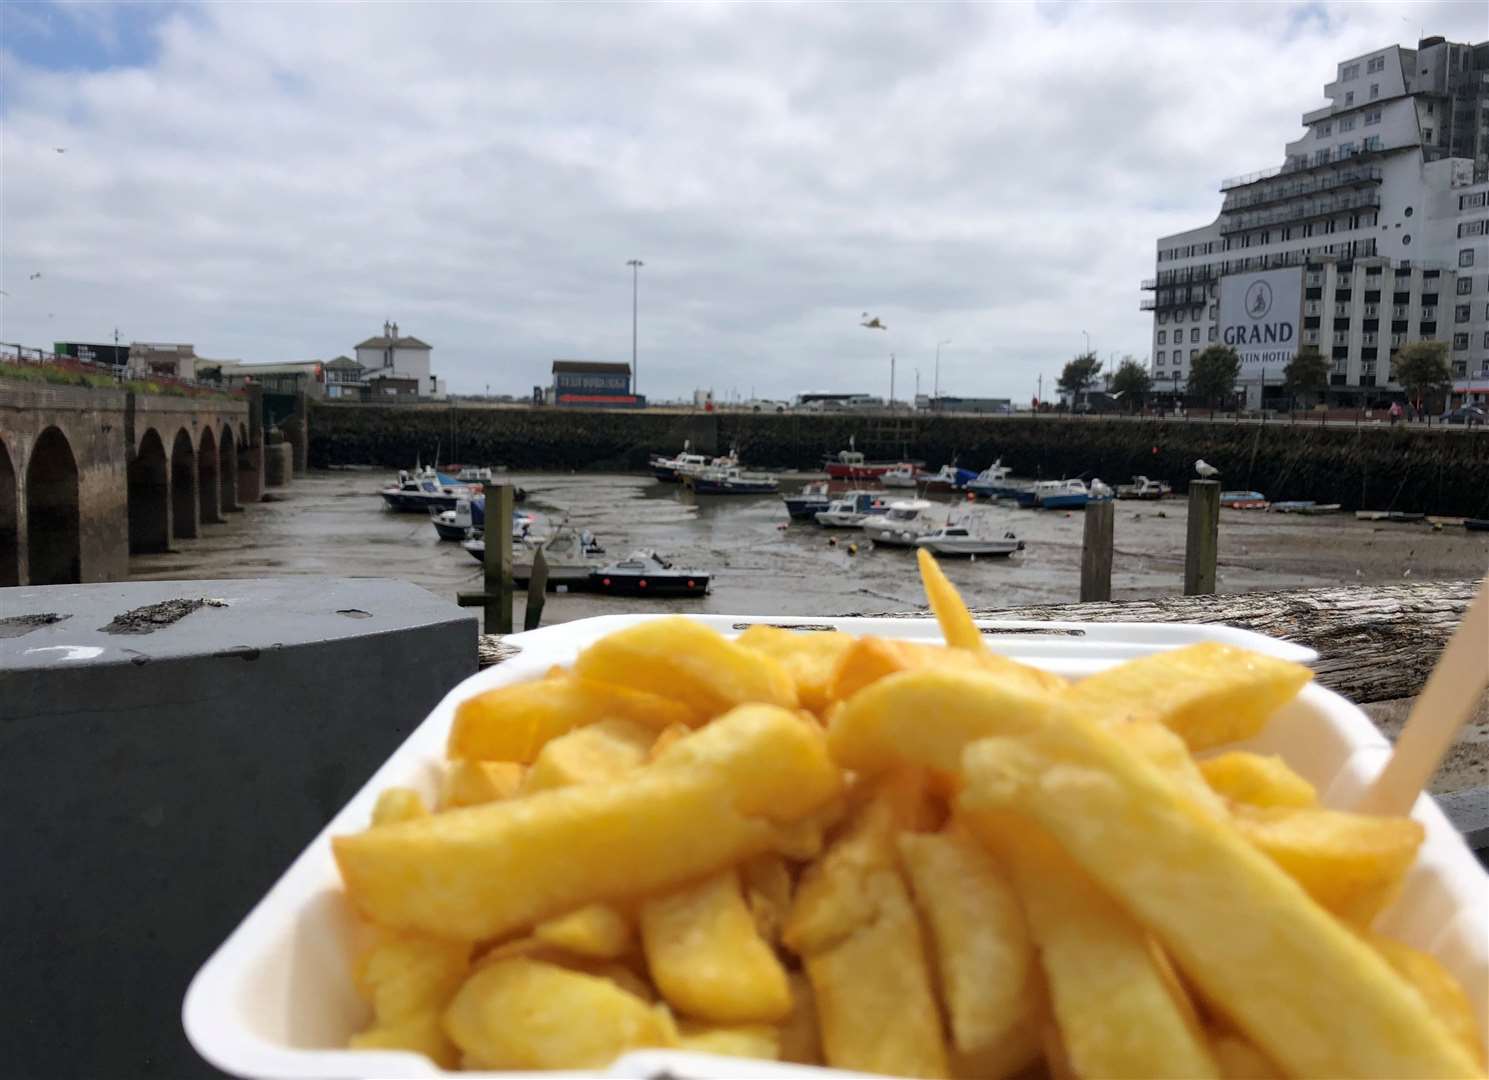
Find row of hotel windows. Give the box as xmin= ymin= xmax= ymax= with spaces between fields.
xmin=1156 ymin=307 xmax=1215 ymax=324
xmin=1154 ymin=351 xmax=1197 ymax=365
xmin=1460 ymin=220 xmax=1487 ymax=238
xmin=1316 ymin=110 xmax=1382 ymax=137
xmin=1339 ymin=55 xmax=1387 ymax=81
xmin=1156 ymin=330 xmax=1489 ymax=364
xmin=1157 ymin=241 xmax=1218 ymax=262
xmin=1462 ymin=192 xmax=1489 ymax=210
xmin=1228 ymin=214 xmax=1376 ymax=250
xmin=1452 ymin=333 xmax=1489 ymax=350
xmin=1157 ymin=328 xmax=1209 ymax=345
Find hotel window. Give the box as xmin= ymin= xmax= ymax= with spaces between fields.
xmin=1367 ymin=56 xmax=1384 ymax=74
xmin=1484 ymin=331 xmax=1489 ymax=349
xmin=1369 ymin=83 xmax=1380 ymax=100
xmin=1316 ymin=123 xmax=1332 ymax=138
xmin=1342 ymin=63 xmax=1360 ymax=80
xmin=1456 ymin=304 xmax=1471 ymax=323
xmin=1344 ymin=90 xmax=1355 ymax=105
xmin=1462 ymin=192 xmax=1489 ymax=210
xmin=1209 ymin=304 xmax=1217 ymax=319
xmin=1157 ymin=330 xmax=1166 ymax=344
xmin=1339 ymin=116 xmax=1355 ymax=131
xmin=1459 ymin=277 xmax=1474 ymax=295
xmin=1156 ymin=351 xmax=1165 ymax=362
xmin=1175 ymin=309 xmax=1185 ymax=323
xmin=1423 ymin=128 xmax=1433 ymax=143
xmin=1208 ymin=327 xmax=1217 ymax=341
xmin=1462 ymin=248 xmax=1477 ymax=267
xmin=1159 ymin=311 xmax=1169 ymax=324
xmin=1425 ymin=102 xmax=1433 ymax=115
xmin=1190 ymin=350 xmax=1198 ymax=361
xmin=1363 ymin=135 xmax=1382 ymax=151
xmin=1454 ymin=333 xmax=1469 ymax=350
xmin=1190 ymin=327 xmax=1200 ymax=344
xmin=1364 ymin=109 xmax=1381 ymax=125
xmin=1338 ymin=142 xmax=1357 ymax=158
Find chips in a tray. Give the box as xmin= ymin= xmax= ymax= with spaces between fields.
xmin=330 ymin=548 xmax=1486 ymax=1077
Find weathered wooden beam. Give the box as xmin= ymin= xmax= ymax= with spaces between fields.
xmin=1184 ymin=479 xmax=1220 ymax=595
xmin=1080 ymin=499 xmax=1114 ymax=603
xmin=523 ymin=548 xmax=549 ymax=632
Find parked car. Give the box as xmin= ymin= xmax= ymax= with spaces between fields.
xmin=1439 ymin=405 xmax=1486 ymax=426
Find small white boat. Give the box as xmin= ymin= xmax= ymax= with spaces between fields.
xmin=862 ymin=499 xmax=940 ymax=547
xmin=964 ymin=460 xmax=1012 ymax=498
xmin=1116 ymin=475 xmax=1171 ymax=500
xmin=814 ymin=491 xmax=889 ymax=528
xmin=513 ymin=524 xmax=606 ymax=589
xmin=915 ymin=524 xmax=1024 ymax=558
xmin=685 ymin=465 xmax=779 ymax=495
xmin=1032 ymin=479 xmax=1090 ymax=510
xmin=880 ymin=463 xmax=918 ymax=488
xmin=454 ymin=465 xmax=505 ymax=484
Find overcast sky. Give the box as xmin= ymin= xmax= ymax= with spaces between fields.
xmin=2 ymin=2 xmax=1484 ymax=401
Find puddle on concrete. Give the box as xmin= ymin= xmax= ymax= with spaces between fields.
xmin=99 ymin=598 xmax=229 ymax=635
xmin=0 ymin=613 xmax=71 ymax=639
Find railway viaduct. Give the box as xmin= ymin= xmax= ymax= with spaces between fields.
xmin=0 ymin=381 xmax=270 ymax=586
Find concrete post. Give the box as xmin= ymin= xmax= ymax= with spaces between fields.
xmin=1184 ymin=480 xmax=1221 ymax=595
xmin=290 ymin=391 xmax=309 ymax=474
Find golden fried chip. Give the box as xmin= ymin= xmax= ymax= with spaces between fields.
xmin=1232 ymin=804 xmax=1423 ymax=923
xmin=442 ymin=957 xmax=677 ymax=1069
xmin=521 ymin=717 xmax=653 ymax=793
xmin=778 ymin=971 xmax=822 ymax=1066
xmin=736 ymin=625 xmax=856 ymax=714
xmin=348 ymin=1011 xmax=458 ymax=1068
xmin=1063 ymin=642 xmax=1312 ymax=751
xmin=640 ymin=868 xmax=791 ymax=1024
xmin=1369 ymin=934 xmax=1487 ymax=1068
xmin=829 ymin=635 xmax=1064 ymax=703
xmin=574 ymin=616 xmax=797 ymax=716
xmin=441 ymin=760 xmax=524 ymax=808
xmin=532 ymin=903 xmax=634 ymax=960
xmin=336 ymin=705 xmax=842 ymax=941
xmin=448 ymin=674 xmax=696 ymax=762
xmin=371 ymin=787 xmax=428 ymax=827
xmin=917 ymin=547 xmax=984 ymax=651
xmin=1198 ymin=751 xmax=1317 ymax=808
xmin=958 ymin=714 xmax=1480 ymax=1078
xmin=677 ymin=1021 xmax=781 ymax=1060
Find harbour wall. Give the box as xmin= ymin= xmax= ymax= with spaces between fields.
xmin=309 ymin=404 xmax=1489 ymax=517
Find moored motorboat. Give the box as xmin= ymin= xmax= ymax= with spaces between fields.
xmin=783 ymin=481 xmax=832 ymax=520
xmin=1270 ymin=501 xmax=1343 ymax=515
xmin=862 ymin=499 xmax=940 ymax=547
xmin=1033 ymin=479 xmax=1089 ymax=510
xmin=965 ymin=461 xmax=1012 ymax=498
xmin=1355 ymin=510 xmax=1426 ymax=523
xmin=914 ymin=522 xmax=1024 ymax=558
xmin=684 ymin=465 xmax=779 ymax=495
xmin=1220 ymin=490 xmax=1270 ymax=510
xmin=512 ymin=524 xmax=606 ymax=589
xmin=653 ymin=451 xmax=711 ymax=482
xmin=380 ymin=468 xmax=472 ymax=513
xmin=822 ymin=442 xmax=918 ymax=480
xmin=589 ymin=552 xmax=710 ymax=597
xmin=1116 ymin=476 xmax=1170 ymax=500
xmin=432 ymin=495 xmax=485 ymax=541
xmin=915 ymin=464 xmax=978 ymax=493
xmin=1465 ymin=518 xmax=1489 ymax=532
xmin=880 ymin=463 xmax=918 ymax=488
xmin=814 ymin=491 xmax=890 ymax=528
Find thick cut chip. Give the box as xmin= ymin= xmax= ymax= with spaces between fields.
xmin=974 ymin=817 xmax=1218 ymax=1079
xmin=1231 ymin=804 xmax=1423 ymax=923
xmin=447 ymin=674 xmax=696 ymax=762
xmin=829 ymin=635 xmax=1064 ymax=703
xmin=785 ymin=797 xmax=949 ymax=1078
xmin=1199 ymin=751 xmax=1317 ymax=808
xmin=828 ymin=667 xmax=1057 ymax=777
xmin=958 ymin=713 xmax=1480 ymax=1079
xmin=1210 ymin=1032 xmax=1281 ymax=1079
xmin=640 ymin=868 xmax=791 ymax=1023
xmin=647 ymin=722 xmax=691 ymax=761
xmin=736 ymin=625 xmax=856 ymax=714
xmin=532 ymin=903 xmax=634 ymax=960
xmin=355 ymin=935 xmax=470 ymax=1023
xmin=522 ymin=717 xmax=654 ymax=793
xmin=372 ymin=787 xmax=428 ymax=826
xmin=573 ymin=616 xmax=797 ymax=717
xmin=336 ymin=705 xmax=842 ymax=941
xmin=1063 ymin=642 xmax=1312 ymax=751
xmin=442 ymin=760 xmax=524 ymax=808
xmin=917 ymin=547 xmax=983 ymax=651
xmin=348 ymin=1011 xmax=458 ymax=1068
xmin=898 ymin=824 xmax=1039 ymax=1063
xmin=442 ymin=957 xmax=677 ymax=1069
xmin=677 ymin=1021 xmax=781 ymax=1060
xmin=1369 ymin=934 xmax=1487 ymax=1068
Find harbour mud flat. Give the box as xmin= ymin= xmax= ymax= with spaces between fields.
xmin=129 ymin=470 xmax=1489 ymax=625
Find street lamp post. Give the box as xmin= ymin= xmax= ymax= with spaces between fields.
xmin=1082 ymin=329 xmax=1091 ymax=356
xmin=934 ymin=339 xmax=950 ymax=400
xmin=626 ymin=259 xmax=644 ymax=394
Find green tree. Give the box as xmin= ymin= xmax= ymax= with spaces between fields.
xmin=1282 ymin=346 xmax=1329 ymax=410
xmin=1391 ymin=341 xmax=1452 ymax=412
xmin=1109 ymin=357 xmax=1152 ymax=412
xmin=1056 ymin=351 xmax=1102 ymax=405
xmin=1187 ymin=345 xmax=1242 ymax=410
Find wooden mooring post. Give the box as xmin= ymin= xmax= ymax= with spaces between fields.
xmin=457 ymin=483 xmax=514 ymax=634
xmin=523 ymin=549 xmax=549 ymax=632
xmin=1184 ymin=480 xmax=1220 ymax=595
xmin=1080 ymin=499 xmax=1114 ymax=602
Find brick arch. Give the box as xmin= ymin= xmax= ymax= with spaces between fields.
xmin=198 ymin=426 xmax=222 ymax=524
xmin=0 ymin=436 xmax=17 ymax=586
xmin=128 ymin=428 xmax=171 ymax=554
xmin=26 ymin=426 xmax=81 ymax=584
xmin=218 ymin=423 xmax=239 ymax=512
xmin=171 ymin=427 xmax=198 ymax=539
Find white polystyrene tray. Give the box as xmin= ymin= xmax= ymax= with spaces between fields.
xmin=183 ymin=614 xmax=1489 ymax=1079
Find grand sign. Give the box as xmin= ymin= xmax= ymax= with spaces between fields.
xmin=1218 ymin=267 xmax=1302 ymax=380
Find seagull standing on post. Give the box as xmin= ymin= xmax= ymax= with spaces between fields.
xmin=1194 ymin=459 xmax=1220 ymax=479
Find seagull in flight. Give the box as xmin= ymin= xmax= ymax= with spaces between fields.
xmin=29 ymin=271 xmax=43 ymax=280
xmin=1194 ymin=459 xmax=1220 ymax=478
xmin=55 ymin=147 xmax=67 ymax=154
xmin=860 ymin=312 xmax=887 ymax=330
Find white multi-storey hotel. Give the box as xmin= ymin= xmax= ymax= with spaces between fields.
xmin=1145 ymin=36 xmax=1489 ymax=410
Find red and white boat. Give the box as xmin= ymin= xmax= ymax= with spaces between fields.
xmin=822 ymin=447 xmax=921 ymax=480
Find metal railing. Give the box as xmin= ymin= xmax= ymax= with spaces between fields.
xmin=1219 ymin=189 xmax=1381 ymax=235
